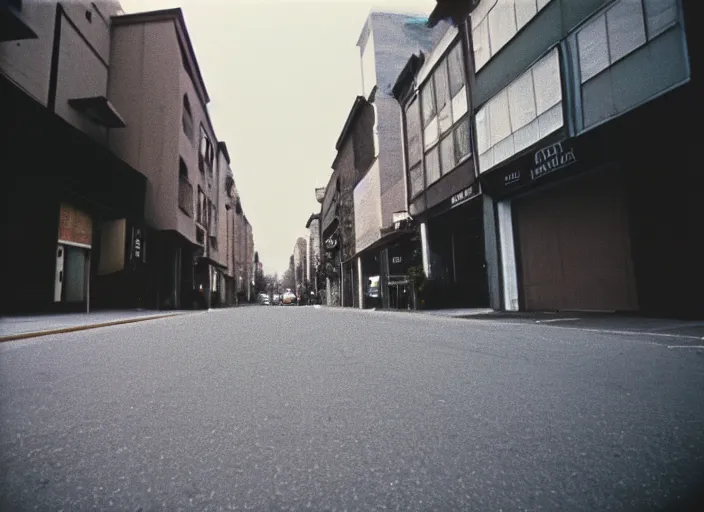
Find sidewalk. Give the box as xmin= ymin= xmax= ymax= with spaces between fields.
xmin=452 ymin=310 xmax=704 ymax=340
xmin=0 ymin=310 xmax=190 ymax=342
xmin=362 ymin=306 xmax=704 ymax=340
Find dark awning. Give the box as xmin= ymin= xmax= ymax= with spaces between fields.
xmin=0 ymin=0 xmax=37 ymax=42
xmin=68 ymin=96 xmax=126 ymax=128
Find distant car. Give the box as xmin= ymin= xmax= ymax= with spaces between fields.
xmin=258 ymin=293 xmax=270 ymax=305
xmin=281 ymin=291 xmax=297 ymax=305
xmin=272 ymin=294 xmax=281 ymax=305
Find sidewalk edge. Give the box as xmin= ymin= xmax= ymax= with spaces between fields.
xmin=0 ymin=313 xmax=187 ymax=342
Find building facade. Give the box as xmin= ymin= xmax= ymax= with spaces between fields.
xmin=1 ymin=3 xmax=255 ymax=314
xmin=108 ymin=8 xmax=230 ymax=310
xmin=393 ymin=21 xmax=490 ymax=310
xmin=0 ymin=0 xmax=148 ymax=313
xmin=430 ymin=0 xmax=701 ymax=317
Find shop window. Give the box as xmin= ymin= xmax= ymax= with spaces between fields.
xmin=476 ymin=47 xmax=563 ymax=174
xmin=471 ymin=0 xmax=554 ymax=71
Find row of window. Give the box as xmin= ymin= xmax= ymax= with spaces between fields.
xmin=408 ymin=0 xmax=682 ymax=186
xmin=404 ymin=41 xmax=472 ymax=199
xmin=476 ymin=47 xmax=563 ymax=173
xmin=196 ymin=186 xmax=218 ymax=234
xmin=182 ymin=93 xmax=215 ymax=175
xmin=472 ymin=0 xmax=552 ymax=71
xmin=577 ymin=0 xmax=678 ymax=84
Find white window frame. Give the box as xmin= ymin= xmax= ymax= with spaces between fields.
xmin=471 ymin=0 xmax=554 ymax=72
xmin=576 ymin=0 xmax=680 ymax=84
xmin=476 ymin=46 xmax=564 ymax=174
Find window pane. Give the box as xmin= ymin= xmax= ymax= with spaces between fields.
xmin=406 ymin=98 xmax=422 ymax=166
xmin=537 ymin=102 xmax=563 ymax=138
xmin=425 ymin=147 xmax=441 ymax=185
xmin=513 ymin=118 xmax=540 ymax=153
xmin=424 ymin=117 xmax=439 ymax=149
xmin=438 ymin=104 xmax=453 ymax=134
xmin=508 ymin=69 xmax=536 ymax=130
xmin=451 ymin=87 xmax=468 ymax=123
xmin=472 ymin=18 xmax=491 ymax=71
xmin=515 ymin=0 xmax=537 ymax=30
xmin=440 ymin=134 xmax=455 ymax=173
xmin=454 ymin=117 xmax=471 ymax=162
xmin=434 ymin=61 xmax=450 ymax=111
xmin=421 ymin=82 xmax=436 ymax=125
xmin=488 ymin=0 xmax=517 ymax=56
xmin=479 ymin=147 xmax=494 ymax=174
xmin=475 ymin=106 xmax=490 ymax=155
xmin=532 ymin=48 xmax=562 ymax=115
xmin=578 ymin=14 xmax=609 ymax=82
xmin=644 ymin=0 xmax=677 ymax=39
xmin=409 ymin=163 xmax=423 ymax=197
xmin=488 ymin=89 xmax=511 ymax=146
xmin=447 ymin=44 xmax=466 ymax=96
xmin=606 ymin=0 xmax=646 ymax=63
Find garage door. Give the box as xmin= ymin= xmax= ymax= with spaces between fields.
xmin=513 ymin=169 xmax=638 ymax=312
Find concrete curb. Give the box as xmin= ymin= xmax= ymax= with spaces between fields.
xmin=0 ymin=312 xmax=187 ymax=342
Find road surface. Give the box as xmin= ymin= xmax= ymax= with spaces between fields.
xmin=1 ymin=306 xmax=703 ymax=511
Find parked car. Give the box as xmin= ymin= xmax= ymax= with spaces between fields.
xmin=258 ymin=293 xmax=270 ymax=305
xmin=272 ymin=294 xmax=281 ymax=305
xmin=281 ymin=291 xmax=297 ymax=305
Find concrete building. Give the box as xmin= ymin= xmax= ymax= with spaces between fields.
xmin=245 ymin=217 xmax=254 ymax=302
xmin=305 ymin=212 xmax=321 ymax=297
xmin=325 ymin=11 xmax=447 ymax=309
xmin=429 ymin=0 xmax=701 ymax=318
xmin=0 ymin=1 xmax=147 ymax=313
xmin=107 ymin=8 xmax=227 ymax=309
xmin=292 ymin=237 xmax=308 ymax=299
xmin=392 ymin=21 xmax=489 ymax=310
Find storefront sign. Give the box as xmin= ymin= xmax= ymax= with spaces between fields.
xmin=450 ymin=185 xmax=477 ymax=209
xmin=131 ymin=226 xmax=144 ymax=263
xmin=479 ymin=138 xmax=581 ymax=198
xmin=324 ymin=236 xmax=338 ymax=250
xmin=58 ymin=203 xmax=92 ymax=247
xmin=530 ymin=141 xmax=576 ymax=180
xmin=392 ymin=256 xmax=402 ymax=264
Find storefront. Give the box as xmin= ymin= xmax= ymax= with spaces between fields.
xmin=481 ymin=84 xmax=701 ymax=318
xmin=0 ymin=75 xmax=146 ymax=314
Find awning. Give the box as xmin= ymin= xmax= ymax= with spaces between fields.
xmin=68 ymin=96 xmax=126 ymax=128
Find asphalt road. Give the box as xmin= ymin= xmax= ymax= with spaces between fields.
xmin=1 ymin=306 xmax=704 ymax=511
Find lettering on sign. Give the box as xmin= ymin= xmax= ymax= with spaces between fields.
xmin=391 ymin=256 xmax=402 ymax=264
xmin=450 ymin=186 xmax=474 ymax=207
xmin=530 ymin=142 xmax=576 ymax=180
xmin=132 ymin=227 xmax=143 ymax=261
xmin=504 ymin=170 xmax=521 ymax=186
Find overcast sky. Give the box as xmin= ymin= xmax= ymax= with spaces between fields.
xmin=119 ymin=0 xmax=436 ymax=275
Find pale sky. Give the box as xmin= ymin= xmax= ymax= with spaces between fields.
xmin=119 ymin=0 xmax=436 ymax=275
